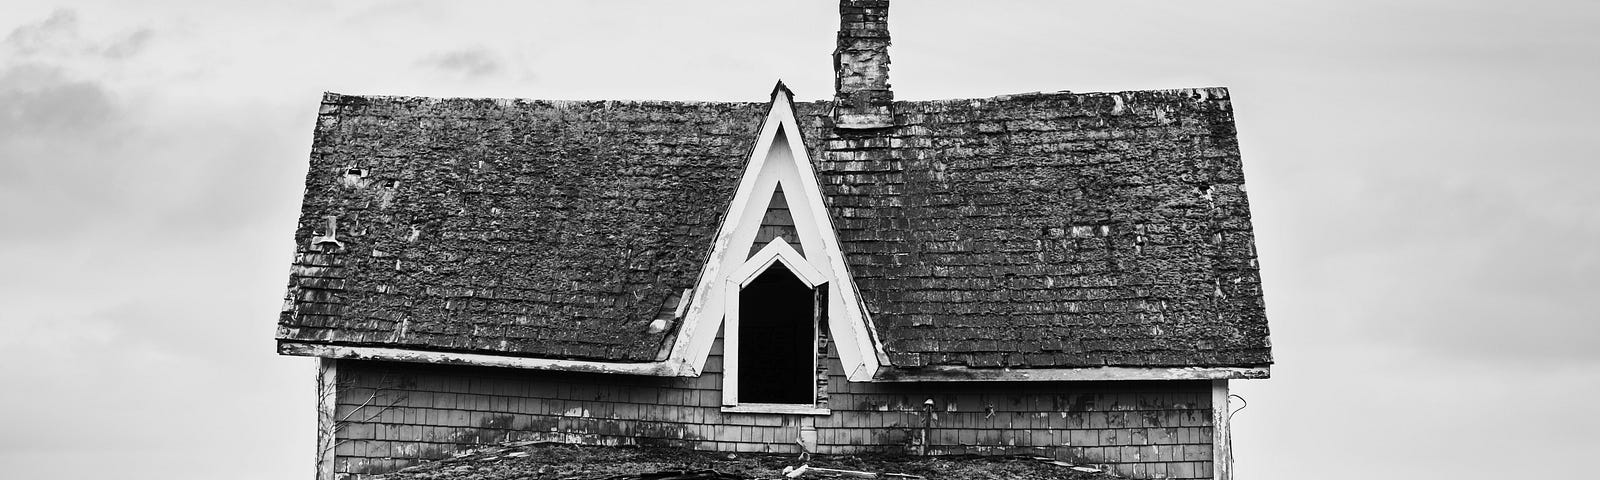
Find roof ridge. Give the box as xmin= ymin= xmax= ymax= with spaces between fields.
xmin=320 ymin=91 xmax=763 ymax=106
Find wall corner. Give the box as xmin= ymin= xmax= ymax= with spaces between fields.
xmin=1211 ymin=379 xmax=1232 ymax=480
xmin=316 ymin=357 xmax=339 ymax=480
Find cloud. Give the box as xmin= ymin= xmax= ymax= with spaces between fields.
xmin=0 ymin=63 xmax=132 ymax=242
xmin=99 ymin=28 xmax=152 ymax=59
xmin=2 ymin=9 xmax=79 ymax=55
xmin=417 ymin=47 xmax=504 ymax=78
xmin=0 ymin=64 xmax=116 ymax=133
xmin=0 ymin=10 xmax=304 ymax=246
xmin=3 ymin=8 xmax=153 ymax=59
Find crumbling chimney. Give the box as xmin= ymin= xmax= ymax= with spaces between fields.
xmin=832 ymin=0 xmax=894 ymax=129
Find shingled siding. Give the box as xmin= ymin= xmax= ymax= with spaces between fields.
xmin=331 ymin=350 xmax=1215 ymax=478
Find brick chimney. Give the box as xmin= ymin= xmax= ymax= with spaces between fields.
xmin=832 ymin=0 xmax=894 ymax=129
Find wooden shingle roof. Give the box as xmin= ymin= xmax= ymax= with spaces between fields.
xmin=277 ymin=87 xmax=1272 ymax=370
xmin=807 ymin=89 xmax=1270 ymax=369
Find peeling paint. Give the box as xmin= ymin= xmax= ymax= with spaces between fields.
xmin=562 ymin=407 xmax=591 ymax=418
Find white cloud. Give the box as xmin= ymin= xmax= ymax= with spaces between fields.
xmin=418 ymin=47 xmax=504 ymax=78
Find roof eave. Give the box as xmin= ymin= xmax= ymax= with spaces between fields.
xmin=278 ymin=341 xmax=693 ymax=377
xmin=871 ymin=364 xmax=1271 ymax=382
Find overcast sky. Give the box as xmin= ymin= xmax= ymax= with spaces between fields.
xmin=2 ymin=1 xmax=1596 ymax=478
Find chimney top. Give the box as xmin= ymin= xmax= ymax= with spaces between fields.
xmin=832 ymin=0 xmax=894 ymax=129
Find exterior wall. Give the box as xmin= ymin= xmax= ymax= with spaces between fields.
xmin=329 ymin=339 xmax=1215 ymax=479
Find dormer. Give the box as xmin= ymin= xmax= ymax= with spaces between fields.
xmin=668 ymin=84 xmax=888 ymax=413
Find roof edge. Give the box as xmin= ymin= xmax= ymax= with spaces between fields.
xmin=871 ymin=365 xmax=1270 ymax=382
xmin=317 ymin=91 xmax=764 ymax=107
xmin=891 ymin=86 xmax=1231 ymax=105
xmin=279 ymin=342 xmax=691 ymax=377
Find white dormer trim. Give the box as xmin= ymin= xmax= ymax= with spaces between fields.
xmin=729 ymin=238 xmax=829 ymax=288
xmin=668 ymin=87 xmax=889 ymax=383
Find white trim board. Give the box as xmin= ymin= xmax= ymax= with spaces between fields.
xmin=730 ymin=238 xmax=829 ymax=288
xmin=1212 ymin=379 xmax=1233 ymax=480
xmin=720 ymin=243 xmax=825 ymax=408
xmin=280 ymin=342 xmax=686 ymax=376
xmin=315 ymin=358 xmax=338 ymax=480
xmin=871 ymin=365 xmax=1271 ymax=382
xmin=281 ymin=341 xmax=1270 ymax=382
xmin=722 ymin=404 xmax=831 ymax=416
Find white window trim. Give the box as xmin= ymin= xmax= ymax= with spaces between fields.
xmin=729 ymin=238 xmax=830 ymax=288
xmin=721 ymin=238 xmax=829 ymax=410
xmin=722 ymin=403 xmax=831 ymax=416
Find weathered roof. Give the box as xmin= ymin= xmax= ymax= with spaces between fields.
xmin=279 ymin=94 xmax=765 ymax=362
xmin=805 ymin=89 xmax=1270 ymax=368
xmin=277 ymin=87 xmax=1272 ymax=369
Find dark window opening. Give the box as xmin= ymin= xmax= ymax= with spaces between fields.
xmin=738 ymin=263 xmax=816 ymax=404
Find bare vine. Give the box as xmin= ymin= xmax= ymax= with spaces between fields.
xmin=315 ymin=361 xmax=409 ymax=479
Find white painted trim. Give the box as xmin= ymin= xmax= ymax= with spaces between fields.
xmin=871 ymin=365 xmax=1270 ymax=382
xmin=721 ymin=256 xmax=824 ymax=408
xmin=729 ymin=238 xmax=830 ymax=288
xmin=279 ymin=342 xmax=686 ymax=376
xmin=282 ymin=341 xmax=1269 ymax=382
xmin=673 ymin=87 xmax=885 ymax=385
xmin=1212 ymin=379 xmax=1233 ymax=480
xmin=672 ymin=288 xmax=692 ymax=319
xmin=315 ymin=357 xmax=338 ymax=480
xmin=721 ymin=279 xmax=741 ymax=406
xmin=722 ymin=404 xmax=832 ymax=416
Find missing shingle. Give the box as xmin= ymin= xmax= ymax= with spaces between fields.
xmin=340 ymin=167 xmax=369 ymax=188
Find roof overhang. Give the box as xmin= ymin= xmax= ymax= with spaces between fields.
xmin=279 ymin=342 xmax=689 ymax=376
xmin=281 ymin=341 xmax=1269 ymax=382
xmin=872 ymin=365 xmax=1271 ymax=382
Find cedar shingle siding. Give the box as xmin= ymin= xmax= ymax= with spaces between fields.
xmin=330 ymin=339 xmax=1216 ymax=478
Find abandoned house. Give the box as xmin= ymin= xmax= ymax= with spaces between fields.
xmin=276 ymin=1 xmax=1273 ymax=479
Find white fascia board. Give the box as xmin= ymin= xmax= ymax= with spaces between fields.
xmin=871 ymin=365 xmax=1271 ymax=382
xmin=278 ymin=342 xmax=686 ymax=376
xmin=673 ymin=89 xmax=885 ymax=380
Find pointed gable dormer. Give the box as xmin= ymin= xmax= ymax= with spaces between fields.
xmin=667 ymin=83 xmax=888 ymax=406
